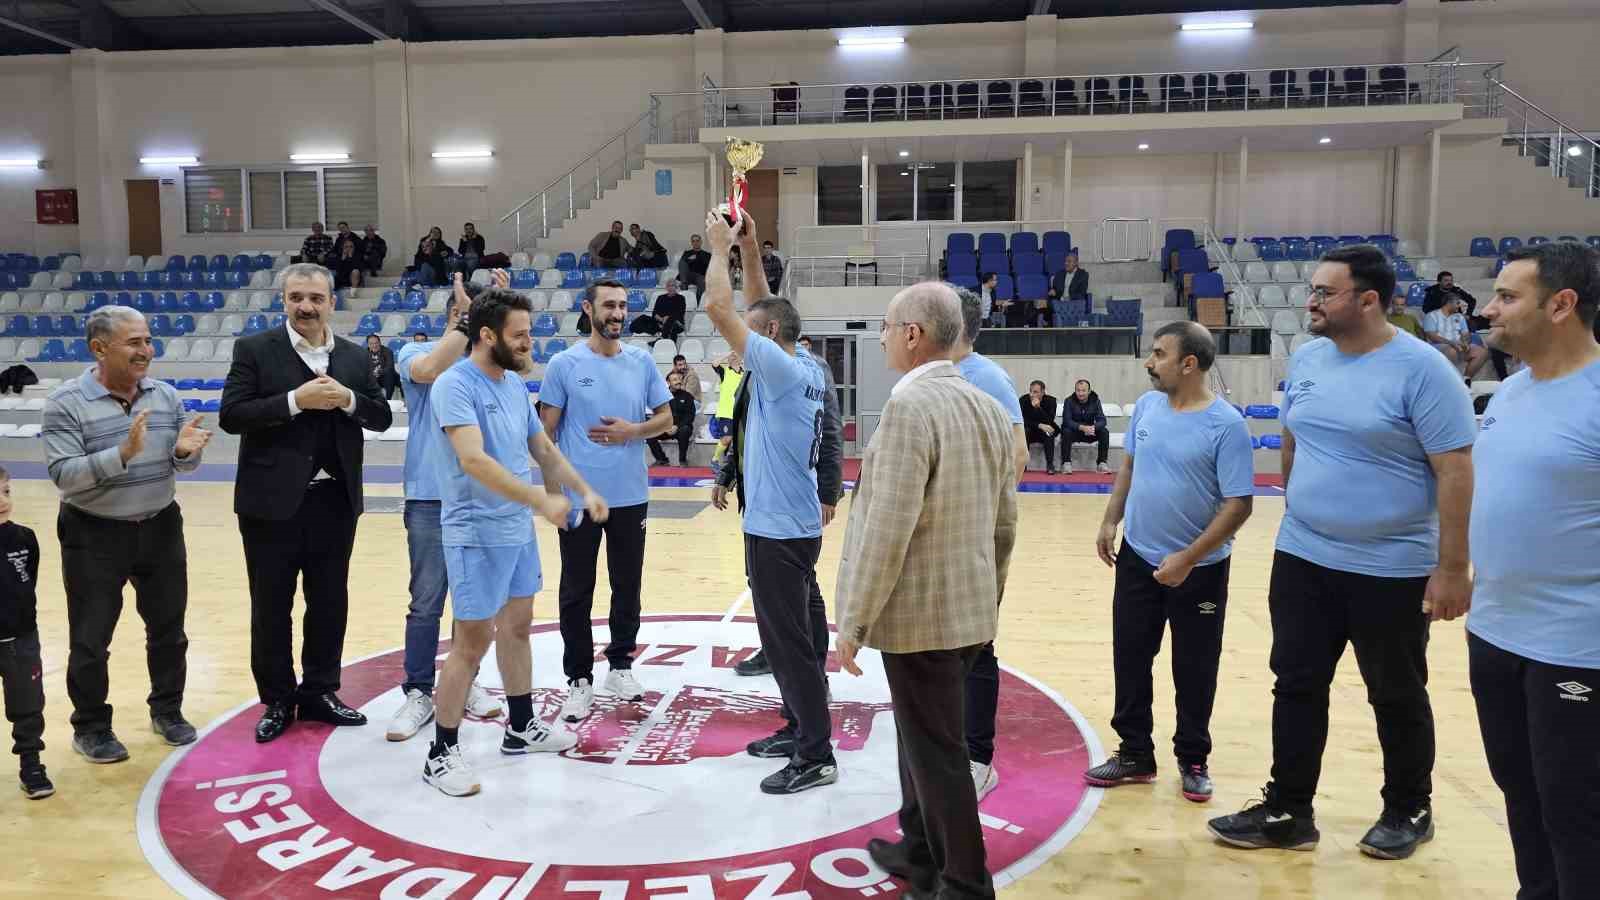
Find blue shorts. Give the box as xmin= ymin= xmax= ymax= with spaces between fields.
xmin=444 ymin=542 xmax=542 ymax=621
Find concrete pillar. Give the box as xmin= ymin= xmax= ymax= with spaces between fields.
xmin=1023 ymin=15 xmax=1057 ymax=79
xmin=1059 ymin=139 xmax=1072 ymax=223
xmin=371 ymin=41 xmax=414 ymax=263
xmin=1022 ymin=141 xmax=1034 ymax=228
xmin=1236 ymin=137 xmax=1249 ymax=239
xmin=859 ymin=145 xmax=870 ymax=229
xmin=1426 ymin=128 xmax=1441 ymax=257
xmin=69 ymin=49 xmax=121 ymax=261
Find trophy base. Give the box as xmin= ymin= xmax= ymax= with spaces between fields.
xmin=715 ymin=202 xmax=739 ymax=228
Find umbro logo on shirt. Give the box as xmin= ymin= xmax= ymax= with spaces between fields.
xmin=1481 ymin=417 xmax=1496 ymax=430
xmin=1298 ymin=380 xmax=1314 ymax=389
xmin=1558 ymin=681 xmax=1592 ymax=702
xmin=578 ymin=377 xmax=597 ymax=387
xmin=1136 ymin=429 xmax=1150 ymax=441
xmin=1197 ymin=602 xmax=1217 ymax=615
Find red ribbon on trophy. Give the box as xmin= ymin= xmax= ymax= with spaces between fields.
xmin=722 ymin=137 xmax=764 ymax=225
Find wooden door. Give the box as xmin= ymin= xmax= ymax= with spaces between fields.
xmin=126 ymin=179 xmax=162 ymax=259
xmin=744 ymin=169 xmax=780 ymax=250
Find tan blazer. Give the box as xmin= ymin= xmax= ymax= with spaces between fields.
xmin=835 ymin=362 xmax=1018 ymax=654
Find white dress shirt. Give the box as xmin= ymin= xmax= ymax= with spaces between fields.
xmin=283 ymin=321 xmax=357 ymax=416
xmin=890 ymin=360 xmax=953 ymax=397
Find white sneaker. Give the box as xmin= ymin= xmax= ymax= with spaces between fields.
xmin=1063 ymin=461 xmax=1074 ymax=474
xmin=561 ymin=679 xmax=594 ymax=722
xmin=1096 ymin=462 xmax=1111 ymax=474
xmin=604 ymin=668 xmax=646 ymax=701
xmin=501 ymin=718 xmax=578 ymax=755
xmin=466 ymin=681 xmax=503 ymax=719
xmin=422 ymin=743 xmax=479 ymax=797
xmin=972 ymin=761 xmax=1000 ymax=802
xmin=386 ymin=688 xmax=435 ymax=742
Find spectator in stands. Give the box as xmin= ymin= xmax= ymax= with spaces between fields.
xmin=42 ymin=305 xmax=213 ymax=762
xmin=1050 ymin=252 xmax=1090 ymax=303
xmin=728 ymin=246 xmax=744 ymax=291
xmin=412 ymin=331 xmax=428 ymax=343
xmin=1021 ymin=380 xmax=1062 ymax=474
xmin=332 ymin=234 xmax=365 ymax=290
xmin=366 ymin=334 xmax=399 ymax=400
xmin=761 ymin=241 xmax=785 ymax=294
xmin=455 ymin=223 xmax=485 ymax=277
xmin=301 ymin=222 xmax=333 ymax=267
xmin=798 ymin=335 xmax=812 ymax=353
xmin=1424 ymin=295 xmax=1489 ymax=380
xmin=332 ymin=222 xmax=362 ymax=259
xmin=1423 ymin=271 xmax=1479 ymax=317
xmin=649 ymin=370 xmax=698 ymax=467
xmin=678 ymin=235 xmax=711 ymax=297
xmin=361 ymin=225 xmax=387 ymax=277
xmin=978 ymin=272 xmax=1003 ymax=328
xmin=1063 ymin=379 xmax=1112 ymax=474
xmin=413 ymin=227 xmax=452 ymax=287
xmin=1388 ymin=290 xmax=1425 ymax=339
xmin=669 ymin=354 xmax=702 ymax=404
xmin=627 ymin=224 xmax=669 ymax=268
xmin=588 ymin=221 xmax=632 ymax=269
xmin=652 ymin=281 xmax=688 ymax=340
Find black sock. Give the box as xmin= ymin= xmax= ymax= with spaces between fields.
xmin=432 ymin=724 xmax=459 ymax=757
xmin=507 ymin=693 xmax=533 ymax=731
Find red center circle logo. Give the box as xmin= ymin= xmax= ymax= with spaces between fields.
xmin=139 ymin=614 xmax=1102 ymax=898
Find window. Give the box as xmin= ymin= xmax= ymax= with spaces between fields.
xmin=875 ymin=162 xmax=954 ymax=222
xmin=186 ymin=165 xmax=380 ymax=233
xmin=184 ymin=169 xmax=243 ymax=234
xmin=875 ymin=164 xmax=913 ymax=222
xmin=962 ymin=161 xmax=1016 ymax=222
xmin=817 ymin=166 xmax=862 ymax=226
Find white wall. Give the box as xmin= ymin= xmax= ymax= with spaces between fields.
xmin=1440 ymin=2 xmax=1600 ymax=127
xmin=0 ymin=57 xmax=78 ymax=256
xmin=724 ymin=23 xmax=1026 ymax=88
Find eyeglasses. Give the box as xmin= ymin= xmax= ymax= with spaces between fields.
xmin=1307 ymin=286 xmax=1353 ymax=304
xmin=880 ymin=320 xmax=923 ymax=334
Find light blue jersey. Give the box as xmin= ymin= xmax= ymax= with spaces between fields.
xmin=434 ymin=358 xmax=543 ymax=548
xmin=397 ymin=341 xmax=454 ymax=501
xmin=539 ymin=341 xmax=671 ymax=518
xmin=1468 ymin=359 xmax=1600 ymax=669
xmin=1276 ymin=334 xmax=1477 ymax=577
xmin=956 ymin=352 xmax=1025 ymax=425
xmin=1124 ymin=392 xmax=1255 ymax=567
xmin=740 ymin=333 xmax=824 ymax=539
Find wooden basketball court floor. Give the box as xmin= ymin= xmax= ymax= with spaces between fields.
xmin=0 ymin=477 xmax=1517 ymax=898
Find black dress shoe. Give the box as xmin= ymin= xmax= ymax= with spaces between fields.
xmin=298 ymin=692 xmax=367 ymax=726
xmin=255 ymin=702 xmax=295 ymax=744
xmin=867 ymin=838 xmax=938 ymax=893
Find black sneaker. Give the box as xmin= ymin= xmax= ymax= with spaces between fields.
xmin=152 ymin=711 xmax=198 ymax=746
xmin=759 ymin=758 xmax=838 ymax=795
xmin=735 ymin=650 xmax=772 ymax=677
xmin=1181 ymin=763 xmax=1214 ymax=803
xmin=1083 ymin=752 xmax=1157 ymax=787
xmin=746 ymin=730 xmax=797 ymax=758
xmin=19 ymin=757 xmax=53 ymax=799
xmin=72 ymin=731 xmax=130 ymax=764
xmin=1358 ymin=806 xmax=1434 ymax=860
xmin=1207 ymin=789 xmax=1320 ymax=851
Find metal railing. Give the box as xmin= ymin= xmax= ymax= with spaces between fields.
xmin=695 ymin=59 xmax=1504 ymax=128
xmin=1491 ymin=73 xmax=1600 ymax=198
xmin=781 ymin=255 xmax=930 ymax=290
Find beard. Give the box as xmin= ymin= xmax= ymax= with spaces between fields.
xmin=601 ymin=316 xmax=626 ymax=339
xmin=489 ymin=335 xmax=522 ymax=370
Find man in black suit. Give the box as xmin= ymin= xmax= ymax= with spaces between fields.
xmin=1048 ymin=252 xmax=1091 ymax=326
xmin=1020 ymin=380 xmax=1061 ymax=475
xmin=220 ymin=263 xmax=393 ymax=743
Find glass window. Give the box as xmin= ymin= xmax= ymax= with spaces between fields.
xmin=324 ymin=167 xmax=380 ymax=231
xmin=875 ymin=164 xmax=914 ymax=222
xmin=918 ymin=162 xmax=956 ymax=222
xmin=817 ymin=165 xmax=862 ymax=226
xmin=285 ymin=171 xmax=321 ymax=230
xmin=962 ymin=161 xmax=1017 ymax=222
xmin=248 ymin=171 xmax=284 ymax=230
xmin=184 ymin=169 xmax=243 ymax=234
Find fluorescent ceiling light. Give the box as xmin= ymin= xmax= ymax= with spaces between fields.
xmin=432 ymin=149 xmax=494 ymax=159
xmin=897 ymin=150 xmax=910 ymax=157
xmin=1318 ymin=136 xmax=1332 ymax=144
xmin=290 ymin=152 xmax=350 ymax=162
xmin=0 ymin=158 xmax=40 ymax=167
xmin=1180 ymin=21 xmax=1253 ymax=32
xmin=1137 ymin=143 xmax=1150 ymax=150
xmin=1567 ymin=145 xmax=1584 ymax=157
xmin=140 ymin=155 xmax=198 ymax=165
xmin=838 ymin=36 xmax=904 ymax=47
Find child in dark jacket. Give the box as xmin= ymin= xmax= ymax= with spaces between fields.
xmin=0 ymin=466 xmax=51 ymax=799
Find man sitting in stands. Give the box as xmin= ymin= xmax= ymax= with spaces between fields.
xmin=456 ymin=223 xmax=485 ymax=277
xmin=678 ymin=236 xmax=711 ymax=298
xmin=412 ymin=331 xmax=429 ymax=343
xmin=1424 ymin=294 xmax=1489 ymax=381
xmin=652 ymin=281 xmax=688 ymax=341
xmin=1063 ymin=379 xmax=1112 ymax=474
xmin=1048 ymin=252 xmax=1091 ymax=325
xmin=300 ymin=222 xmax=333 ymax=267
xmin=361 ymin=225 xmax=388 ymax=277
xmin=669 ymin=354 xmax=702 ymax=404
xmin=1020 ymin=380 xmax=1061 ymax=475
xmin=1422 ymin=271 xmax=1478 ymax=317
xmin=588 ymin=221 xmax=632 ymax=269
xmin=648 ymin=370 xmax=698 ymax=467
xmin=1388 ymin=291 xmax=1425 ymax=340
xmin=627 ymin=224 xmax=669 ymax=268
xmin=332 ymin=233 xmax=364 ymax=290
xmin=761 ymin=241 xmax=785 ymax=294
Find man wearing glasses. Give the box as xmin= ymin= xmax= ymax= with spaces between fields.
xmin=1208 ymin=245 xmax=1475 ymax=862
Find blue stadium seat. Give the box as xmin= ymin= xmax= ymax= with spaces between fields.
xmin=31 ymin=339 xmax=66 ymax=362
xmin=1010 ymin=232 xmax=1039 ymax=255
xmin=1368 ymin=236 xmax=1398 ymax=257
xmin=68 ymin=339 xmax=91 ymax=362
xmin=406 ymin=314 xmax=432 ymax=335
xmin=142 ymin=270 xmax=166 ymax=288
xmin=203 ymin=291 xmax=225 ymax=311
xmin=132 ymin=291 xmax=156 ymax=313
xmin=579 ymin=253 xmax=592 ymax=269
xmin=1493 ymin=258 xmax=1506 ymax=275
xmin=239 ymin=314 xmax=269 ymax=335
xmin=529 ymin=339 xmax=547 ymax=365
xmin=230 ymin=254 xmax=252 ymax=271
xmin=154 ymin=292 xmax=179 ymax=313
xmin=533 ymin=313 xmax=559 ymax=337
xmin=1016 ymin=274 xmax=1048 ymax=300
xmin=431 ymin=314 xmax=447 ymax=334
xmin=388 ymin=339 xmax=406 ymax=357
xmin=1044 ymin=252 xmax=1066 ymax=275
xmin=353 ymin=314 xmax=381 ymax=336
xmin=174 ymin=314 xmax=195 ymax=335
xmin=119 ymin=271 xmax=141 ymax=289
xmin=75 ymin=271 xmax=96 ymax=289
xmin=84 ymin=292 xmax=110 ymax=313
xmin=1527 ymin=236 xmax=1550 ymax=246
xmin=226 ymin=271 xmax=248 ymax=289
xmin=946 ymin=234 xmax=975 ymax=257
xmin=978 ymin=253 xmax=1009 ymax=276
xmin=165 ymin=255 xmax=186 ymax=271
xmin=1012 ymin=252 xmax=1044 ymax=276
xmin=149 ymin=315 xmax=173 ymax=337
xmin=1407 ymin=282 xmax=1427 ymax=305
xmin=253 ymin=254 xmax=273 ymax=270
xmin=181 ymin=398 xmax=202 ymax=413
xmin=1284 ymin=239 xmax=1311 ymax=261
xmin=1260 ymin=434 xmax=1283 ymax=449
xmin=200 ymin=399 xmax=221 ymax=413
xmin=40 ymin=256 xmax=59 ymax=272
xmin=946 ymin=253 xmax=977 ymax=278
xmin=206 ymin=254 xmax=226 ymax=272
xmin=31 ymin=315 xmax=55 ymax=336
xmin=977 ymin=233 xmax=1007 ymax=255
xmin=555 ymin=252 xmax=577 ymax=271
xmin=1251 ymin=436 xmax=1262 ymax=450
xmin=377 ymin=291 xmax=401 ymax=312
xmin=1245 ymin=404 xmax=1280 ymax=419
xmin=4 ymin=315 xmax=29 ymax=336
xmin=948 ymin=274 xmax=979 ymax=290
xmin=203 ymin=378 xmax=225 ymax=390
xmin=1587 ymin=236 xmax=1600 ymax=249
xmin=1041 ymin=231 xmax=1071 ymax=258
xmin=268 ymin=314 xmax=286 ymax=329
xmin=1257 ymin=241 xmax=1286 ymax=262
xmin=267 ymin=293 xmax=284 ymax=312
xmin=1393 ymin=259 xmax=1417 ymax=281
xmin=993 ymin=275 xmax=1016 ymax=301
xmin=401 ymin=292 xmax=425 ymax=312
xmin=544 ymin=338 xmax=568 ymax=356
xmin=511 ymin=269 xmax=538 ymax=289
xmin=1557 ymin=235 xmax=1579 ymax=243
xmin=1175 ymin=249 xmax=1209 ymax=276
xmin=561 ymin=270 xmax=586 ymax=289
xmin=1190 ymin=272 xmax=1225 ymax=298
xmin=627 ymin=290 xmax=648 ymax=313
xmin=1498 ymin=237 xmax=1523 ymax=255
xmin=0 ymin=274 xmax=13 ymax=290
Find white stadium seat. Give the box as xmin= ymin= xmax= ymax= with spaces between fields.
xmin=1243 ymin=262 xmax=1270 ymax=282
xmin=378 ymin=427 xmax=409 ymax=442
xmin=1271 ymin=310 xmax=1302 ymax=335
xmin=163 ymin=338 xmax=189 ymax=361
xmin=1417 ymin=258 xmax=1442 ymax=281
xmin=66 ymin=291 xmax=88 ymax=311
xmin=249 ymin=270 xmax=273 ymax=288
xmin=1232 ymin=242 xmax=1259 ymax=262
xmin=381 ymin=314 xmax=406 ymax=335
xmin=59 ymin=256 xmax=82 ymax=273
xmin=212 ymin=338 xmax=235 ymax=361
xmin=469 ymin=270 xmax=491 ymax=287
xmin=52 ymin=272 xmax=73 ymax=290
xmin=40 ymin=293 xmax=65 ymax=312
xmin=143 ymin=256 xmax=166 ymax=272
xmin=0 ymin=339 xmax=15 ymax=360
xmin=1398 ymin=239 xmax=1424 ymax=258
xmin=550 ymin=290 xmax=574 ymax=311
xmin=1298 ymin=261 xmax=1318 ymax=281
xmin=510 ymin=252 xmax=531 ymax=269
xmin=248 ymin=292 xmax=272 ymax=311
xmin=20 ymin=398 xmax=45 ymax=411
xmin=1272 ymin=262 xmax=1300 ymax=283
xmin=677 ymin=338 xmax=706 ymax=364
xmin=0 ymin=424 xmax=16 ymax=437
xmin=705 ymin=337 xmax=731 ymax=361
xmin=526 ymin=290 xmax=549 ymax=311
xmin=11 ymin=424 xmax=41 ymax=439
xmin=14 ymin=339 xmax=40 ymax=360
xmin=29 ymin=272 xmax=52 ymax=290
xmin=1235 ymin=307 xmax=1269 ymax=327
xmin=651 ymin=340 xmax=678 ymax=363
xmin=188 ymin=339 xmax=215 ymax=360
xmin=220 ymin=314 xmax=243 ymax=335
xmin=193 ymin=316 xmax=220 ymax=335
xmin=1255 ymin=285 xmax=1287 ymax=307
xmin=531 ymin=253 xmax=553 ymax=269
xmin=427 ymin=290 xmax=450 ymax=312
xmin=687 ymin=313 xmax=715 ymax=336
xmin=558 ymin=312 xmax=580 ymax=335
xmin=1102 ymin=403 xmax=1124 ymax=418
xmin=1287 ymin=284 xmax=1310 ymax=308
xmin=0 ymin=293 xmax=21 ymax=313
xmin=124 ymin=255 xmax=144 ymax=270
xmin=539 ymin=269 xmax=562 ymax=288
xmin=18 ymin=294 xmax=43 ymax=313
xmin=627 ymin=336 xmax=652 ymax=350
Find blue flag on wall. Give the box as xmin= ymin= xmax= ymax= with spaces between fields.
xmin=655 ymin=170 xmax=672 ymax=196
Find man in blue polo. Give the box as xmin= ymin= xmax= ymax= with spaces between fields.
xmin=1088 ymin=321 xmax=1254 ymax=805
xmin=702 ymin=209 xmax=834 ymax=796
xmin=951 ymin=287 xmax=1026 ymax=803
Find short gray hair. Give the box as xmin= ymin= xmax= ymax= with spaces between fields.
xmin=952 ymin=284 xmax=984 ymax=344
xmin=1152 ymin=320 xmax=1218 ymax=371
xmin=747 ymin=296 xmax=803 ymax=344
xmin=893 ymin=282 xmax=963 ymax=351
xmin=85 ymin=305 xmax=146 ymax=344
xmin=275 ymin=262 xmax=334 ymax=294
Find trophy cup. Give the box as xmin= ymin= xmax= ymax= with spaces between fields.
xmin=721 ymin=137 xmax=765 ymax=226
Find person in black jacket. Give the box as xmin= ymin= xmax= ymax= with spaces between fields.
xmin=628 ymin=224 xmax=670 ymax=268
xmin=220 ymin=263 xmax=392 ymax=745
xmin=361 ymin=224 xmax=388 ymax=277
xmin=365 ymin=334 xmax=399 ymax=400
xmin=455 ymin=223 xmax=486 ymax=277
xmin=0 ymin=467 xmax=51 ymax=799
xmin=1063 ymin=378 xmax=1112 ymax=474
xmin=1049 ymin=252 xmax=1091 ymax=303
xmin=1020 ymin=380 xmax=1061 ymax=474
xmin=649 ymin=370 xmax=698 ymax=466
xmin=413 ymin=227 xmax=452 ymax=287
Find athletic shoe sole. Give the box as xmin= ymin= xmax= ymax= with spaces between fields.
xmin=1083 ymin=772 xmax=1156 ymax=788
xmin=151 ymin=720 xmax=197 ymax=747
xmin=1206 ymin=824 xmax=1318 ymax=851
xmin=759 ymin=766 xmax=839 ymax=795
xmin=385 ymin=709 xmax=436 ymax=742
xmin=71 ymin=741 xmax=129 ymax=765
xmin=1182 ymin=788 xmax=1214 ymax=803
xmin=421 ymin=773 xmax=480 ymax=797
xmin=20 ymin=783 xmax=54 ymax=800
xmin=1357 ymin=825 xmax=1434 ymax=860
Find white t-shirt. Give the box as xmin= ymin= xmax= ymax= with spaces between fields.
xmin=1422 ymin=310 xmax=1469 ymax=344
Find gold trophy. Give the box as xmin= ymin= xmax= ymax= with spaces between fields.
xmin=721 ymin=137 xmax=764 ymax=225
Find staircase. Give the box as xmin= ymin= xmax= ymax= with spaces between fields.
xmin=1490 ymin=73 xmax=1600 ymax=200
xmin=498 ymin=104 xmax=656 ymax=253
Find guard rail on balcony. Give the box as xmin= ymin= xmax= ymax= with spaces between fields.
xmin=1490 ymin=69 xmax=1600 ymax=198
xmin=694 ymin=59 xmax=1504 ymax=128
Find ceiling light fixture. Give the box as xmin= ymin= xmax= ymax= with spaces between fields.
xmin=1180 ymin=21 xmax=1253 ymax=32
xmin=838 ymin=36 xmax=905 ymax=47
xmin=0 ymin=158 xmax=41 ymax=168
xmin=898 ymin=150 xmax=910 ymax=157
xmin=1319 ymin=137 xmax=1333 ymax=144
xmin=140 ymin=155 xmax=198 ymax=165
xmin=1566 ymin=145 xmax=1584 ymax=157
xmin=1137 ymin=143 xmax=1150 ymax=150
xmin=432 ymin=149 xmax=494 ymax=159
xmin=290 ymin=152 xmax=351 ymax=162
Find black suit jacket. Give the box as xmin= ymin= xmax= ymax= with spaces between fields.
xmin=1020 ymin=394 xmax=1058 ymax=434
xmin=220 ymin=327 xmax=392 ymax=521
xmin=1049 ymin=268 xmax=1089 ymax=300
